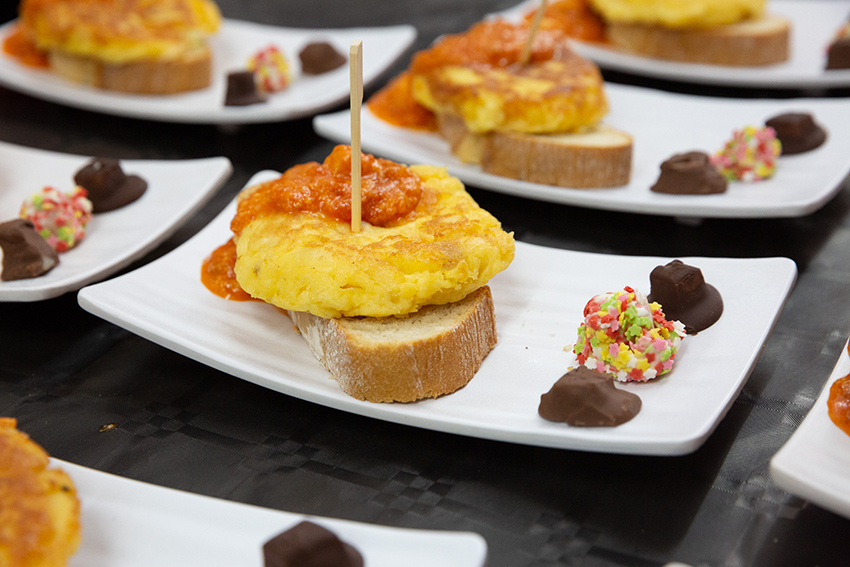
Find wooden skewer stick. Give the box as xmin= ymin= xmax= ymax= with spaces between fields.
xmin=520 ymin=0 xmax=548 ymax=65
xmin=350 ymin=40 xmax=363 ymax=233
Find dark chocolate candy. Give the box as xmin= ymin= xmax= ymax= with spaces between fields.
xmin=539 ymin=366 xmax=641 ymax=427
xmin=650 ymin=151 xmax=727 ymax=195
xmin=765 ymin=113 xmax=827 ymax=155
xmin=263 ymin=521 xmax=363 ymax=567
xmin=73 ymin=157 xmax=147 ymax=213
xmin=647 ymin=260 xmax=723 ymax=335
xmin=224 ymin=71 xmax=267 ymax=106
xmin=0 ymin=219 xmax=59 ymax=281
xmin=299 ymin=42 xmax=346 ymax=75
xmin=826 ymin=37 xmax=850 ymax=70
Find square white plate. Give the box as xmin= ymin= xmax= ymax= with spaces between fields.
xmin=0 ymin=140 xmax=232 ymax=301
xmin=770 ymin=339 xmax=850 ymax=520
xmin=56 ymin=459 xmax=487 ymax=567
xmin=500 ymin=0 xmax=850 ymax=88
xmin=314 ymin=84 xmax=850 ymax=218
xmin=78 ymin=171 xmax=797 ymax=456
xmin=0 ymin=20 xmax=415 ymax=124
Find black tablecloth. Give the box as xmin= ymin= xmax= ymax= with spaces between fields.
xmin=3 ymin=1 xmax=850 ymax=566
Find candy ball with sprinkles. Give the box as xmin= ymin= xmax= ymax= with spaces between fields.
xmin=248 ymin=45 xmax=291 ymax=93
xmin=574 ymin=286 xmax=686 ymax=382
xmin=19 ymin=186 xmax=93 ymax=252
xmin=711 ymin=125 xmax=781 ymax=182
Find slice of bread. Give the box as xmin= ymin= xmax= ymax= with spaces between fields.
xmin=605 ymin=13 xmax=791 ymax=66
xmin=437 ymin=114 xmax=632 ymax=188
xmin=287 ymin=286 xmax=497 ymax=403
xmin=48 ymin=46 xmax=212 ymax=94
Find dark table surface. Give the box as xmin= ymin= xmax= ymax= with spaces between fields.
xmin=3 ymin=1 xmax=850 ymax=566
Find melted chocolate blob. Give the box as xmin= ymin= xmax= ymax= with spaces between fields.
xmin=0 ymin=219 xmax=59 ymax=281
xmin=74 ymin=157 xmax=147 ymax=213
xmin=299 ymin=42 xmax=346 ymax=75
xmin=225 ymin=71 xmax=267 ymax=106
xmin=539 ymin=366 xmax=641 ymax=427
xmin=650 ymin=151 xmax=727 ymax=195
xmin=647 ymin=260 xmax=723 ymax=335
xmin=263 ymin=521 xmax=363 ymax=567
xmin=765 ymin=113 xmax=827 ymax=155
xmin=826 ymin=37 xmax=850 ymax=70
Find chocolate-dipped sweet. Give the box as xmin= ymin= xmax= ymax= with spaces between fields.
xmin=827 ymin=37 xmax=850 ymax=70
xmin=0 ymin=219 xmax=59 ymax=281
xmin=647 ymin=260 xmax=723 ymax=335
xmin=539 ymin=366 xmax=641 ymax=427
xmin=224 ymin=71 xmax=267 ymax=106
xmin=299 ymin=42 xmax=346 ymax=75
xmin=73 ymin=158 xmax=148 ymax=213
xmin=765 ymin=113 xmax=827 ymax=155
xmin=263 ymin=521 xmax=363 ymax=567
xmin=650 ymin=151 xmax=727 ymax=195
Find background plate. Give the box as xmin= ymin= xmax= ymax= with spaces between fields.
xmin=78 ymin=172 xmax=797 ymax=456
xmin=770 ymin=339 xmax=850 ymax=520
xmin=501 ymin=0 xmax=850 ymax=88
xmin=58 ymin=459 xmax=487 ymax=567
xmin=0 ymin=141 xmax=231 ymax=301
xmin=0 ymin=20 xmax=415 ymax=124
xmin=314 ymin=84 xmax=850 ymax=218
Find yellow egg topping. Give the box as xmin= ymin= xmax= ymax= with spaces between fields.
xmin=19 ymin=0 xmax=221 ymax=63
xmin=588 ymin=0 xmax=765 ymax=28
xmin=409 ymin=20 xmax=608 ymax=135
xmin=233 ymin=149 xmax=515 ymax=319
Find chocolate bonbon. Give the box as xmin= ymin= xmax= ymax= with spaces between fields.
xmin=224 ymin=71 xmax=267 ymax=106
xmin=647 ymin=260 xmax=723 ymax=335
xmin=650 ymin=151 xmax=727 ymax=195
xmin=0 ymin=219 xmax=59 ymax=281
xmin=539 ymin=366 xmax=641 ymax=427
xmin=74 ymin=157 xmax=148 ymax=213
xmin=827 ymin=36 xmax=850 ymax=69
xmin=263 ymin=521 xmax=363 ymax=567
xmin=765 ymin=113 xmax=827 ymax=155
xmin=299 ymin=42 xmax=346 ymax=75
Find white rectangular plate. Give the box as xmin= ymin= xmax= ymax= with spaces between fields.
xmin=770 ymin=339 xmax=850 ymax=520
xmin=500 ymin=0 xmax=850 ymax=88
xmin=314 ymin=84 xmax=850 ymax=218
xmin=57 ymin=459 xmax=487 ymax=567
xmin=0 ymin=140 xmax=232 ymax=301
xmin=78 ymin=172 xmax=797 ymax=455
xmin=0 ymin=20 xmax=415 ymax=124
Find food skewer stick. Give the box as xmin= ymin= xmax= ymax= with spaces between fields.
xmin=521 ymin=0 xmax=548 ymax=65
xmin=350 ymin=40 xmax=363 ymax=233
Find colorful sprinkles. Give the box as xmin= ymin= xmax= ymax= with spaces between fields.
xmin=710 ymin=125 xmax=781 ymax=182
xmin=574 ymin=286 xmax=686 ymax=382
xmin=19 ymin=186 xmax=93 ymax=252
xmin=248 ymin=45 xmax=292 ymax=93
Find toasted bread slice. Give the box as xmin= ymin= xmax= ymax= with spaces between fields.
xmin=287 ymin=286 xmax=497 ymax=403
xmin=48 ymin=46 xmax=212 ymax=94
xmin=437 ymin=114 xmax=632 ymax=188
xmin=606 ymin=13 xmax=791 ymax=66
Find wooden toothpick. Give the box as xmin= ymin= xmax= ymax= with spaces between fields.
xmin=521 ymin=0 xmax=548 ymax=65
xmin=350 ymin=40 xmax=363 ymax=233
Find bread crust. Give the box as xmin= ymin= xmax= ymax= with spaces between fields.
xmin=437 ymin=114 xmax=632 ymax=188
xmin=48 ymin=47 xmax=212 ymax=94
xmin=606 ymin=13 xmax=791 ymax=66
xmin=288 ymin=286 xmax=497 ymax=403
